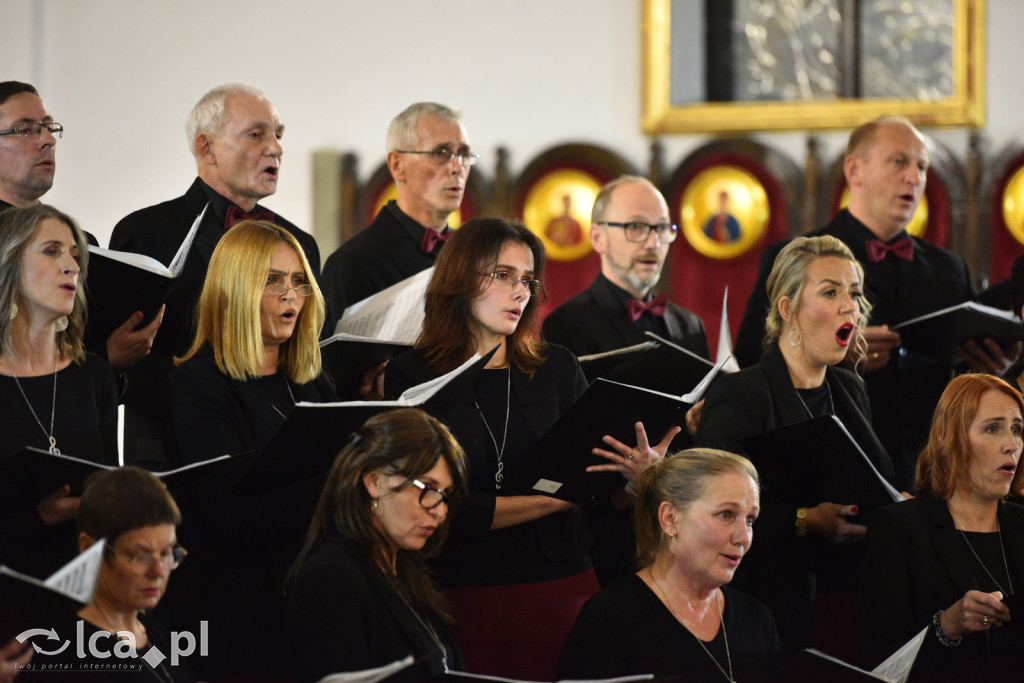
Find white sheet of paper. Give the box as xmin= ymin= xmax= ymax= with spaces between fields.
xmin=335 ymin=267 xmax=433 ymax=343
xmin=44 ymin=538 xmax=106 ymax=603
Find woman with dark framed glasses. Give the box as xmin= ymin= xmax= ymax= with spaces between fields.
xmin=31 ymin=467 xmax=196 ymax=681
xmin=286 ymin=409 xmax=469 ymax=683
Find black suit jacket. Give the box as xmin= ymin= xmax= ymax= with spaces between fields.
xmin=109 ymin=178 xmax=320 ymax=420
xmin=733 ymin=209 xmax=975 ymax=488
xmin=697 ymin=344 xmax=895 ymax=655
xmin=286 ymin=536 xmax=461 ymax=683
xmin=322 ymin=201 xmax=438 ymax=332
xmin=859 ymin=496 xmax=1024 ymax=679
xmin=543 ymin=273 xmax=710 ymax=359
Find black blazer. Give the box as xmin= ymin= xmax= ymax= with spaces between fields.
xmin=542 ymin=273 xmax=710 ymax=359
xmin=321 ymin=201 xmax=438 ymax=332
xmin=384 ymin=344 xmax=593 ymax=586
xmin=159 ymin=354 xmax=336 ymax=679
xmin=732 ymin=209 xmax=975 ymax=488
xmin=859 ymin=496 xmax=1024 ymax=679
xmin=286 ymin=536 xmax=461 ymax=683
xmin=696 ymin=344 xmax=895 ymax=655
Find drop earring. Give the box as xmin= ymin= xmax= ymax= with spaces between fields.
xmin=54 ymin=316 xmax=68 ymax=332
xmin=8 ymin=302 xmax=17 ymax=320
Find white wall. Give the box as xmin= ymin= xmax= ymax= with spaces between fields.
xmin=2 ymin=0 xmax=1022 ymax=247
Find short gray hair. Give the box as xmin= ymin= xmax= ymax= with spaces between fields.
xmin=591 ymin=175 xmax=661 ymax=224
xmin=386 ymin=102 xmax=462 ymax=153
xmin=186 ymin=83 xmax=266 ymax=157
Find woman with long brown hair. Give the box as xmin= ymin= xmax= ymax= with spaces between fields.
xmin=384 ymin=217 xmax=672 ymax=680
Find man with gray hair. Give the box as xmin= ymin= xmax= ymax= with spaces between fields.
xmin=321 ymin=101 xmax=475 ymax=330
xmin=109 ymin=83 xmax=319 ymax=462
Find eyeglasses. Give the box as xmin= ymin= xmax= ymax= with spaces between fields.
xmin=109 ymin=544 xmax=187 ymax=572
xmin=264 ymin=282 xmax=313 ymax=297
xmin=408 ymin=478 xmax=451 ymax=510
xmin=596 ymin=221 xmax=679 ymax=243
xmin=0 ymin=122 xmax=64 ymax=139
xmin=480 ymin=271 xmax=543 ymax=296
xmin=396 ymin=146 xmax=479 ymax=167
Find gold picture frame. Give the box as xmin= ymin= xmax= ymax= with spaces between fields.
xmin=641 ymin=0 xmax=986 ymax=134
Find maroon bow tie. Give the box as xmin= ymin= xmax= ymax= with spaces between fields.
xmin=865 ymin=237 xmax=914 ymax=263
xmin=225 ymin=205 xmax=275 ymax=230
xmin=421 ymin=228 xmax=450 ymax=255
xmin=627 ymin=294 xmax=668 ymax=322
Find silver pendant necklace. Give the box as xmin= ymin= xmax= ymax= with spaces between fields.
xmin=795 ymin=379 xmax=834 ymax=420
xmin=10 ymin=345 xmax=60 ymax=454
xmin=649 ymin=568 xmax=734 ymax=682
xmin=950 ymin=509 xmax=1015 ymax=595
xmin=269 ymin=374 xmax=296 ymax=420
xmin=474 ymin=367 xmax=510 ymax=490
xmin=388 ymin=578 xmax=450 ymax=672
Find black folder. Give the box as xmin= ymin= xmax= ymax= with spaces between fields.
xmin=578 ymin=332 xmax=714 ymax=396
xmin=319 ymin=334 xmax=412 ymax=399
xmin=0 ymin=447 xmax=236 ymax=510
xmin=891 ymin=302 xmax=1024 ymax=365
xmin=771 ymin=649 xmax=891 ymax=682
xmin=501 ymin=379 xmax=694 ymax=504
xmin=737 ymin=415 xmax=901 ymax=521
xmin=233 ymin=348 xmax=497 ymax=496
xmin=0 ymin=566 xmax=86 ymax=645
xmin=85 ymin=204 xmax=207 ymax=353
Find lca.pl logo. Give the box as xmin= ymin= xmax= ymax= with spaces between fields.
xmin=15 ymin=620 xmax=208 ymax=669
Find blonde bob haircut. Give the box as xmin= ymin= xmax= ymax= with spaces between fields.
xmin=764 ymin=234 xmax=872 ymax=365
xmin=177 ymin=220 xmax=324 ymax=382
xmin=634 ymin=448 xmax=759 ymax=569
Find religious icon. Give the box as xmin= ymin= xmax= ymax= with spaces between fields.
xmin=1001 ymin=166 xmax=1024 ymax=248
xmin=521 ymin=169 xmax=601 ymax=262
xmin=680 ymin=165 xmax=769 ymax=259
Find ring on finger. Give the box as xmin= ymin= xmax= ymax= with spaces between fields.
xmin=627 ymin=454 xmax=635 ymax=462
xmin=982 ymin=616 xmax=990 ymax=626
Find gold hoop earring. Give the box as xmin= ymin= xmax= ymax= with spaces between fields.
xmin=8 ymin=302 xmax=17 ymax=320
xmin=788 ymin=326 xmax=802 ymax=347
xmin=54 ymin=316 xmax=68 ymax=332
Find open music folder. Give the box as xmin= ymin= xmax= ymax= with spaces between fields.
xmin=85 ymin=203 xmax=208 ymax=351
xmin=501 ymin=357 xmax=729 ymax=505
xmin=891 ymin=301 xmax=1024 ymax=365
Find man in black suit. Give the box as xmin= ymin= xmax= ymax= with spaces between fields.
xmin=110 ymin=83 xmax=320 ymax=463
xmin=734 ymin=116 xmax=1016 ymax=489
xmin=0 ymin=81 xmax=162 ymax=370
xmin=543 ymin=175 xmax=708 ymax=586
xmin=543 ymin=175 xmax=709 ymax=360
xmin=320 ymin=102 xmax=475 ymax=331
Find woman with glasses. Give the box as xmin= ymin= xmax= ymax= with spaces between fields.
xmin=384 ymin=217 xmax=673 ymax=681
xmin=286 ymin=409 xmax=468 ymax=682
xmin=162 ymin=220 xmax=335 ymax=679
xmin=0 ymin=205 xmax=118 ymax=579
xmin=32 ymin=466 xmax=196 ymax=681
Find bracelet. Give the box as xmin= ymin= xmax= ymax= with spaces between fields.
xmin=625 ymin=481 xmax=639 ymax=498
xmin=932 ymin=610 xmax=962 ymax=648
xmin=795 ymin=507 xmax=808 ymax=537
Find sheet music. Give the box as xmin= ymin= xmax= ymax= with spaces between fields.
xmin=317 ymin=655 xmax=414 ymax=682
xmin=871 ymin=627 xmax=926 ymax=683
xmin=336 ymin=267 xmax=433 ymax=342
xmin=44 ymin=538 xmax=105 ymax=603
xmin=716 ymin=288 xmax=740 ymax=373
xmin=168 ymin=203 xmax=209 ymax=276
xmin=682 ymin=356 xmax=730 ymax=403
xmin=829 ymin=416 xmax=904 ymax=503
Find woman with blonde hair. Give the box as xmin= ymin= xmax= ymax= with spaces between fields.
xmin=558 ymin=449 xmax=782 ymax=680
xmin=162 ymin=220 xmax=335 ymax=680
xmin=0 ymin=204 xmax=118 ymax=578
xmin=696 ymin=234 xmax=896 ymax=657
